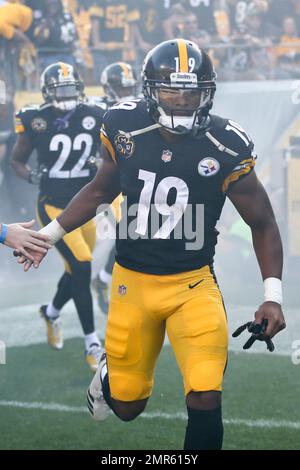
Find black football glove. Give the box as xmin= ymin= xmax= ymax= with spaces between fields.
xmin=87 ymin=156 xmax=101 ymax=177
xmin=28 ymin=165 xmax=48 ymax=185
xmin=232 ymin=319 xmax=275 ymax=352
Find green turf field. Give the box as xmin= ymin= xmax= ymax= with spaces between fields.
xmin=0 ymin=275 xmax=298 ymax=450
xmin=0 ymin=338 xmax=300 ymax=451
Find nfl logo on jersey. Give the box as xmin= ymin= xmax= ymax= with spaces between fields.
xmin=161 ymin=150 xmax=173 ymax=163
xmin=118 ymin=285 xmax=127 ymax=295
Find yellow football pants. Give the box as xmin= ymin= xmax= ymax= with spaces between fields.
xmin=105 ymin=263 xmax=228 ymax=401
xmin=37 ymin=201 xmax=96 ymax=271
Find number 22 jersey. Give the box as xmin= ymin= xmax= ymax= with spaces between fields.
xmin=15 ymin=102 xmax=105 ymax=205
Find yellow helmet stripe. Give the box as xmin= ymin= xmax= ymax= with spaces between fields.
xmin=119 ymin=62 xmax=131 ymax=79
xmin=177 ymin=39 xmax=189 ymax=73
xmin=60 ymin=62 xmax=70 ymax=78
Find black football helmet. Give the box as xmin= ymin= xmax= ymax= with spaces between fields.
xmin=142 ymin=39 xmax=216 ymax=134
xmin=100 ymin=62 xmax=138 ymax=104
xmin=40 ymin=62 xmax=84 ymax=111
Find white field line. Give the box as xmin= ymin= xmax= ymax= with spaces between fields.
xmin=0 ymin=400 xmax=300 ymax=430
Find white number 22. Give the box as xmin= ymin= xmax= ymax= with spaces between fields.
xmin=49 ymin=133 xmax=93 ymax=179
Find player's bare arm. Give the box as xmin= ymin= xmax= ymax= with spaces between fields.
xmin=57 ymin=145 xmax=120 ymax=232
xmin=228 ymin=170 xmax=286 ymax=339
xmin=11 ymin=133 xmax=34 ymax=181
xmin=19 ymin=145 xmax=120 ymax=270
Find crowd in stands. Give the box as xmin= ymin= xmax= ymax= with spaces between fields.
xmin=1 ymin=0 xmax=300 ymax=91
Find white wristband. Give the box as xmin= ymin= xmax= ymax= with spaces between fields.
xmin=39 ymin=219 xmax=66 ymax=246
xmin=264 ymin=277 xmax=283 ymax=305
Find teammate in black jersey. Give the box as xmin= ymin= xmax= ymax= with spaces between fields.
xmin=91 ymin=61 xmax=138 ymax=314
xmin=18 ymin=41 xmax=286 ymax=450
xmin=11 ymin=62 xmax=105 ymax=371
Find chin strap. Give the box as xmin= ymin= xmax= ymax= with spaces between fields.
xmin=118 ymin=123 xmax=162 ymax=139
xmin=205 ymin=131 xmax=239 ymax=156
xmin=117 ymin=115 xmax=212 ymax=140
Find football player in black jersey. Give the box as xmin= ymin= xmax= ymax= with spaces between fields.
xmin=91 ymin=61 xmax=138 ymax=314
xmin=100 ymin=61 xmax=139 ymax=106
xmin=11 ymin=62 xmax=105 ymax=371
xmin=88 ymin=61 xmax=139 ymax=110
xmin=18 ymin=41 xmax=286 ymax=450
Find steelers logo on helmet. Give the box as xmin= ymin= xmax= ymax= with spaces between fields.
xmin=31 ymin=117 xmax=47 ymax=133
xmin=142 ymin=39 xmax=216 ymax=135
xmin=198 ymin=158 xmax=220 ymax=177
xmin=82 ymin=116 xmax=96 ymax=131
xmin=58 ymin=63 xmax=75 ymax=82
xmin=114 ymin=132 xmax=135 ymax=159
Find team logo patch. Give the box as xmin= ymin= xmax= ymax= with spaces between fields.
xmin=198 ymin=158 xmax=220 ymax=177
xmin=82 ymin=116 xmax=96 ymax=130
xmin=58 ymin=64 xmax=74 ymax=82
xmin=31 ymin=118 xmax=47 ymax=133
xmin=114 ymin=133 xmax=135 ymax=158
xmin=118 ymin=284 xmax=127 ymax=296
xmin=161 ymin=149 xmax=173 ymax=163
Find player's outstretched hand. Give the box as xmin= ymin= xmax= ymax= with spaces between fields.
xmin=5 ymin=220 xmax=51 ymax=260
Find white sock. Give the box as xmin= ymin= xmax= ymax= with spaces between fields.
xmin=99 ymin=269 xmax=112 ymax=284
xmin=85 ymin=332 xmax=101 ymax=351
xmin=46 ymin=302 xmax=60 ymax=319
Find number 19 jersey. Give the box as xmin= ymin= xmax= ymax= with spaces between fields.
xmin=101 ymin=99 xmax=257 ymax=275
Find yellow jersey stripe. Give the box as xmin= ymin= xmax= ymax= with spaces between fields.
xmin=177 ymin=39 xmax=189 ymax=73
xmin=15 ymin=124 xmax=25 ymax=134
xmin=100 ymin=133 xmax=117 ymax=164
xmin=222 ymin=162 xmax=256 ymax=193
xmin=238 ymin=158 xmax=255 ymax=166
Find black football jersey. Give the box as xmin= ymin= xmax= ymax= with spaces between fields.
xmin=15 ymin=103 xmax=105 ymax=204
xmin=89 ymin=0 xmax=140 ymax=45
xmin=101 ymin=99 xmax=256 ymax=275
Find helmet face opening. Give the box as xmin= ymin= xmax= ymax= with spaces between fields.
xmin=142 ymin=40 xmax=216 ymax=134
xmin=49 ymin=84 xmax=80 ymax=100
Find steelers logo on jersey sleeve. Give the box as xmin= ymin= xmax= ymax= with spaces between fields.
xmin=198 ymin=158 xmax=220 ymax=177
xmin=31 ymin=117 xmax=47 ymax=133
xmin=82 ymin=116 xmax=96 ymax=130
xmin=114 ymin=133 xmax=135 ymax=159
